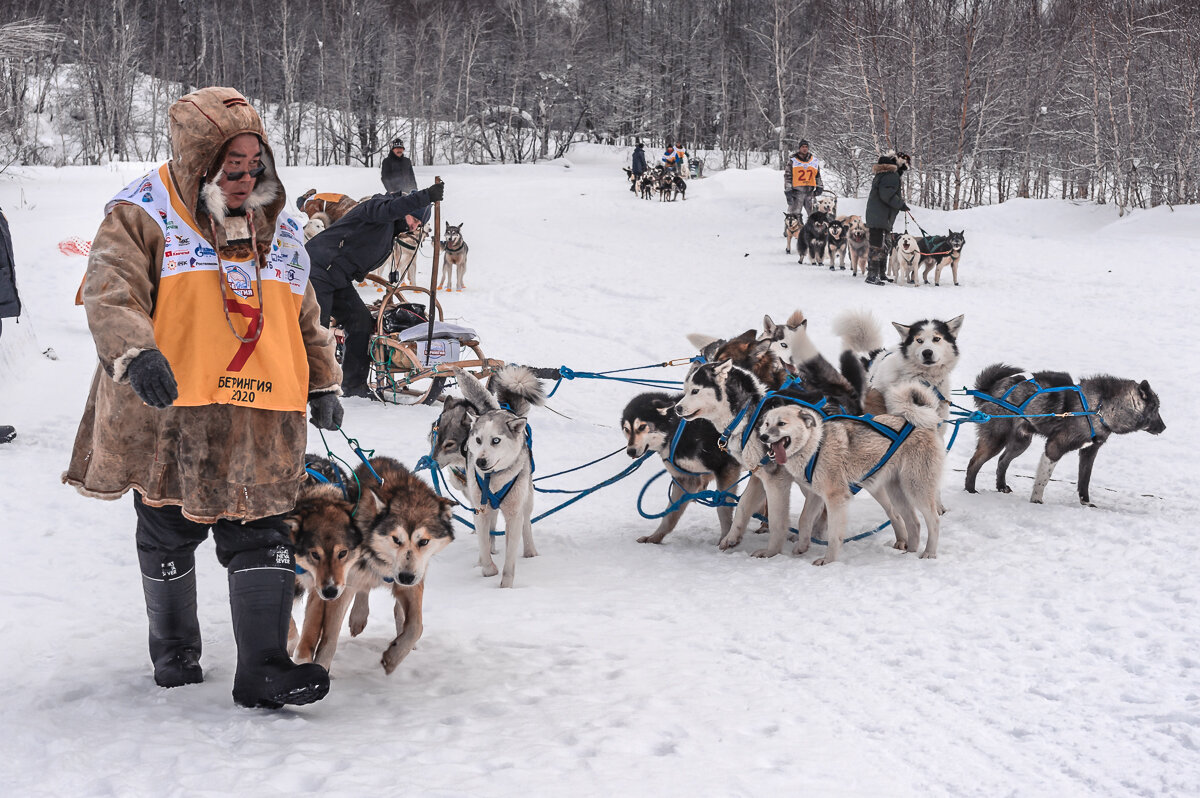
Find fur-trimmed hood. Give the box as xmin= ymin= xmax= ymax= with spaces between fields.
xmin=872 ymin=162 xmax=899 ymax=174
xmin=167 ymin=87 xmax=284 ymax=247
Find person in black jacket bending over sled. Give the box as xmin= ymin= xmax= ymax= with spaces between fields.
xmin=306 ymin=182 xmax=444 ymax=398
xmin=381 ymin=139 xmax=417 ymax=194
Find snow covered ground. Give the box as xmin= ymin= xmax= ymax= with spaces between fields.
xmin=1 ymin=146 xmax=1197 ymax=797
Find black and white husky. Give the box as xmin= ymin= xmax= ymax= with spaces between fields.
xmin=919 ymin=230 xmax=966 ymax=286
xmin=762 ymin=310 xmax=862 ymax=414
xmin=835 ymin=309 xmax=964 ymax=420
xmin=621 ymin=392 xmax=741 ymax=544
xmin=965 ymin=364 xmax=1165 ymax=506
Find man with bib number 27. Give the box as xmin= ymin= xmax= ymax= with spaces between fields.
xmin=63 ymin=87 xmax=343 ymax=709
xmin=784 ymin=139 xmax=824 ymax=217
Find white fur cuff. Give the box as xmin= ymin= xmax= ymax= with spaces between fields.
xmin=111 ymin=347 xmax=152 ymax=384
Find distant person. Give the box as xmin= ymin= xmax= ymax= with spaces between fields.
xmin=305 ymin=184 xmax=444 ymax=398
xmin=784 ymin=139 xmax=824 ymax=216
xmin=381 ymin=138 xmax=417 ymax=194
xmin=631 ymin=142 xmax=648 ymax=192
xmin=661 ymin=144 xmax=681 ymax=174
xmin=0 ymin=204 xmax=20 ymax=444
xmin=63 ymin=87 xmax=344 ymax=708
xmin=675 ymin=142 xmax=691 ymax=177
xmin=864 ymin=150 xmax=911 ymax=286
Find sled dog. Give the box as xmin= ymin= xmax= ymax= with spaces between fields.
xmin=296 ymin=189 xmax=359 ymax=227
xmin=304 ymin=457 xmax=455 ymax=674
xmin=964 ymin=364 xmax=1165 ymax=506
xmin=430 ymin=366 xmax=546 ymax=473
xmin=757 ymin=382 xmax=945 ymax=562
xmin=285 ymin=457 xmax=363 ymax=662
xmin=814 ymin=194 xmax=838 ymax=218
xmin=783 ymin=212 xmax=802 ymax=255
xmin=762 ymin=310 xmax=862 ymax=414
xmin=465 ymin=401 xmax=538 ymax=588
xmin=799 ymin=211 xmax=830 ymax=266
xmin=825 ymin=217 xmax=848 ymax=270
xmin=676 ymin=360 xmax=823 ymax=557
xmin=302 ymin=217 xmax=326 ymax=242
xmin=438 ymin=222 xmax=469 ymax=292
xmin=920 ymin=230 xmax=967 ymax=286
xmin=621 ymin=392 xmax=741 ymax=544
xmin=845 ymin=215 xmax=870 ymax=276
xmin=686 ymin=328 xmax=790 ymax=390
xmin=836 ymin=309 xmax=964 ymax=420
xmin=889 ymin=233 xmax=922 ymax=285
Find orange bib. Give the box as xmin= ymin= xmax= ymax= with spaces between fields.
xmin=107 ymin=165 xmax=312 ymax=411
xmin=791 ymin=156 xmax=820 ymax=187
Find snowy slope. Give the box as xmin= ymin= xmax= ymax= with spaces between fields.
xmin=0 ymin=155 xmax=1197 ymax=797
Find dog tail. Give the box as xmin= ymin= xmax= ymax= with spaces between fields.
xmin=687 ymin=333 xmax=720 ymax=352
xmin=296 ymin=188 xmax=316 ymax=211
xmin=973 ymin=363 xmax=1026 ymax=404
xmin=453 ymin=368 xmax=500 ymax=413
xmin=840 ymin=351 xmax=867 ymax=398
xmin=884 ymin=382 xmax=942 ymax=429
xmin=490 ymin=365 xmax=546 ymax=416
xmin=832 ymin=309 xmax=883 ymax=356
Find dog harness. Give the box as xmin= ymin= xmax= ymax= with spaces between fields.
xmin=801 ymin=415 xmax=915 ymax=494
xmin=107 ymin=165 xmax=312 ymax=411
xmin=474 ymin=424 xmax=535 ymax=510
xmin=716 ymin=376 xmax=829 ymax=452
xmin=665 ymin=420 xmax=708 ymax=478
xmin=443 ymin=236 xmax=465 ymax=253
xmin=963 ymin=375 xmax=1101 ymax=438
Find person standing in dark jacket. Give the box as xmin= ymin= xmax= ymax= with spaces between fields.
xmin=380 ymin=139 xmax=417 ymax=194
xmin=631 ymin=143 xmax=648 ymax=192
xmin=0 ymin=205 xmax=20 ymax=443
xmin=306 ymin=183 xmax=444 ymax=398
xmin=863 ymin=150 xmax=911 ymax=286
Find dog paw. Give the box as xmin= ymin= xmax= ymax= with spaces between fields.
xmin=750 ymin=547 xmax=780 ymax=559
xmin=523 ymin=547 xmax=538 ymax=558
xmin=998 ymin=485 xmax=1012 ymax=494
xmin=499 ymin=574 xmax=515 ymax=589
xmin=811 ymin=556 xmax=832 ymax=566
xmin=1030 ymin=497 xmax=1043 ymax=505
xmin=381 ymin=640 xmax=416 ymax=674
xmin=892 ymin=539 xmax=908 ymax=551
xmin=717 ymin=535 xmax=740 ymax=550
xmin=480 ymin=561 xmax=498 ymax=577
xmin=919 ymin=550 xmax=937 ymax=559
xmin=1080 ymin=500 xmax=1096 ymax=508
xmin=637 ymin=534 xmax=665 ymax=544
xmin=348 ymin=618 xmax=367 ymax=637
xmin=792 ymin=539 xmax=810 ymax=555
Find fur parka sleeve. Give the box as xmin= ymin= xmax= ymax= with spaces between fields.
xmin=82 ymin=203 xmax=165 ymax=383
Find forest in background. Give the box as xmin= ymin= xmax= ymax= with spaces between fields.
xmin=2 ymin=0 xmax=1198 ymax=211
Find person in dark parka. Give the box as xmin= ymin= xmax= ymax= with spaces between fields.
xmin=631 ymin=143 xmax=648 ymax=192
xmin=380 ymin=139 xmax=418 ymax=194
xmin=0 ymin=206 xmax=21 ymax=443
xmin=305 ymin=183 xmax=444 ymax=397
xmin=864 ymin=150 xmax=911 ymax=285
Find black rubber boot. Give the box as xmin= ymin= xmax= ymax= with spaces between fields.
xmin=139 ymin=548 xmax=204 ymax=688
xmin=228 ymin=546 xmax=329 ymax=709
xmin=865 ymin=246 xmax=887 ymax=286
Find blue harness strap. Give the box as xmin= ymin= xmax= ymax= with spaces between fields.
xmin=963 ymin=376 xmax=1098 ymax=439
xmin=474 ymin=424 xmax=535 ymax=511
xmin=802 ymin=414 xmax=915 ymax=495
xmin=666 ymin=420 xmax=707 ymax=478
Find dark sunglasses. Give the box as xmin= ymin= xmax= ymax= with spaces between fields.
xmin=221 ymin=164 xmax=266 ymax=181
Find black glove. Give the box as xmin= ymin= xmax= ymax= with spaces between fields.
xmin=900 ymin=202 xmax=910 ymax=212
xmin=126 ymin=350 xmax=178 ymax=408
xmin=422 ymin=182 xmax=445 ymax=204
xmin=308 ymin=392 xmax=344 ymax=430
xmin=814 ymin=186 xmax=823 ymax=196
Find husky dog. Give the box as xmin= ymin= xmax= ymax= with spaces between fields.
xmin=285 ymin=457 xmax=363 ymax=662
xmin=836 ymin=309 xmax=964 ymax=420
xmin=676 ymin=360 xmax=820 ymax=557
xmin=686 ymin=328 xmax=790 ymax=390
xmin=798 ymin=211 xmax=829 ymax=266
xmin=762 ymin=310 xmax=862 ymax=414
xmin=302 ymin=216 xmax=326 ymax=242
xmin=889 ymin=233 xmax=922 ymax=285
xmin=965 ymin=364 xmax=1165 ymax=506
xmin=637 ymin=171 xmax=656 ymax=200
xmin=783 ymin=212 xmax=802 ymax=254
xmin=430 ymin=365 xmax=546 ymax=472
xmin=303 ymin=457 xmax=455 ymax=674
xmin=825 ymin=217 xmax=848 ymax=270
xmin=621 ymin=392 xmax=741 ymax=544
xmin=919 ymin=230 xmax=966 ymax=286
xmin=814 ymin=194 xmax=838 ymax=218
xmin=622 ymin=167 xmax=638 ymax=190
xmin=758 ymin=382 xmax=945 ymax=562
xmin=438 ymin=222 xmax=469 ymax=292
xmin=845 ymin=215 xmax=870 ymax=276
xmin=466 ymin=403 xmax=537 ymax=588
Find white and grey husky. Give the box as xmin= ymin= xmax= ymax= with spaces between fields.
xmin=834 ymin=309 xmax=964 ymax=420
xmin=757 ymin=382 xmax=945 ymax=563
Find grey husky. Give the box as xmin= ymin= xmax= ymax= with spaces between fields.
xmin=439 ymin=222 xmax=469 ymax=292
xmin=621 ymin=391 xmax=741 ymax=544
xmin=964 ymin=364 xmax=1165 ymax=506
xmin=430 ymin=365 xmax=546 ymax=473
xmin=757 ymin=383 xmax=946 ymax=563
xmin=461 ymin=370 xmax=541 ymax=588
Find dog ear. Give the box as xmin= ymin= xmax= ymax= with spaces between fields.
xmin=891 ymin=321 xmax=911 ymax=339
xmin=505 ymin=416 xmax=528 ymax=437
xmin=945 ymin=314 xmax=964 ymax=338
xmin=281 ymin=515 xmax=302 ymax=538
xmin=712 ymin=359 xmax=734 ymax=376
xmin=437 ymin=497 xmax=457 ymax=523
xmin=803 ymin=411 xmax=818 ymax=429
xmin=357 ymin=488 xmax=386 ymax=527
xmin=1138 ymin=380 xmax=1155 ymax=401
xmin=762 ymin=315 xmax=776 ymax=338
xmin=650 ymin=397 xmax=677 ymax=416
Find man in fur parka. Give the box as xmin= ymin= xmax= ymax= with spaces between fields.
xmin=64 ymin=87 xmax=342 ymax=709
xmin=864 ymin=149 xmax=911 ymax=285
